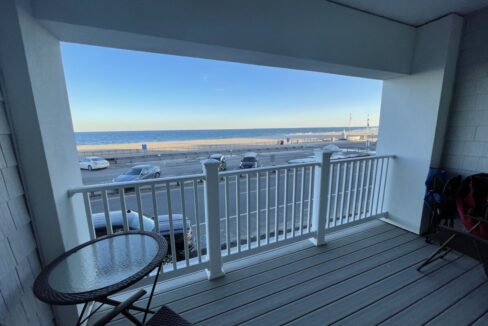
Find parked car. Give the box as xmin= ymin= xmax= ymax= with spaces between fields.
xmin=208 ymin=153 xmax=226 ymax=171
xmin=92 ymin=210 xmax=195 ymax=260
xmin=112 ymin=165 xmax=161 ymax=183
xmin=79 ymin=156 xmax=110 ymax=171
xmin=239 ymin=152 xmax=259 ymax=169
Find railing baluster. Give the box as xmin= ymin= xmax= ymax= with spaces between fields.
xmin=357 ymin=160 xmax=366 ymax=221
xmin=307 ymin=166 xmax=314 ymax=233
xmin=325 ymin=164 xmax=333 ymax=229
xmin=299 ymin=167 xmax=306 ymax=235
xmin=165 ymin=182 xmax=177 ymax=271
xmin=151 ymin=185 xmax=158 ymax=232
xmin=283 ymin=169 xmax=289 ymax=239
xmin=362 ymin=160 xmax=373 ymax=219
xmin=351 ymin=161 xmax=360 ymax=221
xmin=82 ymin=192 xmax=95 ymax=239
xmin=256 ymin=172 xmax=261 ymax=247
xmin=120 ymin=188 xmax=129 ymax=232
xmin=375 ymin=158 xmax=385 ymax=215
xmin=266 ymin=171 xmax=270 ymax=244
xmin=332 ymin=163 xmax=341 ymax=228
xmin=345 ymin=161 xmax=354 ymax=224
xmin=180 ymin=182 xmax=190 ymax=267
xmin=339 ymin=162 xmax=347 ymax=225
xmin=246 ymin=174 xmax=251 ymax=250
xmin=192 ymin=180 xmax=202 ymax=264
xmin=368 ymin=159 xmax=379 ymax=216
xmin=135 ymin=186 xmax=144 ymax=230
xmin=291 ymin=168 xmax=297 ymax=237
xmin=101 ymin=190 xmax=113 ymax=235
xmin=236 ymin=175 xmax=241 ymax=252
xmin=225 ymin=176 xmax=231 ymax=255
xmin=381 ymin=157 xmax=391 ymax=214
xmin=275 ymin=170 xmax=280 ymax=242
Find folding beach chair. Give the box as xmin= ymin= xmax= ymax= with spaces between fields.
xmin=423 ymin=169 xmax=461 ymax=243
xmin=418 ymin=174 xmax=488 ymax=277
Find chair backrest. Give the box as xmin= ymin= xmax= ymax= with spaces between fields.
xmin=457 ymin=173 xmax=488 ymax=239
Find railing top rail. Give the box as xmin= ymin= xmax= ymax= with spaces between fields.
xmin=68 ymin=173 xmax=204 ymax=196
xmin=219 ymin=161 xmax=320 ymax=176
xmin=331 ymin=154 xmax=395 ymax=164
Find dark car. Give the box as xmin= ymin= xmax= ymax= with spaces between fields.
xmin=209 ymin=153 xmax=226 ymax=171
xmin=239 ymin=152 xmax=259 ymax=169
xmin=92 ymin=210 xmax=195 ymax=260
xmin=112 ymin=165 xmax=161 ymax=183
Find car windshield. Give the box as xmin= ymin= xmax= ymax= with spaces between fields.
xmin=210 ymin=155 xmax=221 ymax=160
xmin=125 ymin=168 xmax=142 ymax=175
xmin=242 ymin=157 xmax=257 ymax=162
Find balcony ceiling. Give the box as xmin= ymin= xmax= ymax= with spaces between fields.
xmin=329 ymin=0 xmax=488 ymax=26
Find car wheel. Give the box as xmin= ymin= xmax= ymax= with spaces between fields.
xmin=88 ymin=165 xmax=92 ymax=171
xmin=155 ymin=172 xmax=160 ymax=178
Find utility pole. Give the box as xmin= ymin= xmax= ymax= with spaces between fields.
xmin=366 ymin=114 xmax=370 ymax=151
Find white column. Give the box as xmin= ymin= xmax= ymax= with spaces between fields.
xmin=202 ymin=159 xmax=225 ymax=280
xmin=310 ymin=150 xmax=332 ymax=246
xmin=377 ymin=14 xmax=463 ymax=234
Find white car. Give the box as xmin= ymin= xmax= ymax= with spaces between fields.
xmin=79 ymin=156 xmax=110 ymax=171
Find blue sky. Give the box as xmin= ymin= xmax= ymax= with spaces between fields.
xmin=60 ymin=43 xmax=382 ymax=132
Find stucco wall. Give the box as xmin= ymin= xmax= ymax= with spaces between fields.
xmin=442 ymin=7 xmax=488 ymax=175
xmin=0 ymin=86 xmax=54 ymax=325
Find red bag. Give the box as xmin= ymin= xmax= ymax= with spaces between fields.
xmin=456 ymin=173 xmax=488 ymax=239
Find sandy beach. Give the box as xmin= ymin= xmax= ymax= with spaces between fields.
xmin=77 ymin=129 xmax=378 ymax=153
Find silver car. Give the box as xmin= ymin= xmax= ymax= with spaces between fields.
xmin=112 ymin=165 xmax=161 ymax=182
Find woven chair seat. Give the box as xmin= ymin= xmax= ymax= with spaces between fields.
xmin=146 ymin=306 xmax=191 ymax=326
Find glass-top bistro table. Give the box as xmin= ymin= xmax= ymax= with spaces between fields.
xmin=33 ymin=231 xmax=168 ymax=325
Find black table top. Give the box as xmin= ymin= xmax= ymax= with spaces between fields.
xmin=33 ymin=231 xmax=167 ymax=305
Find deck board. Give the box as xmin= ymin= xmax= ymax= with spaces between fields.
xmin=100 ymin=220 xmax=486 ymax=326
xmin=334 ymin=255 xmax=479 ymax=325
xmin=426 ymin=281 xmax=488 ymax=325
xmin=379 ymin=265 xmax=486 ymax=325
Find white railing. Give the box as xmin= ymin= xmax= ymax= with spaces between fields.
xmin=218 ymin=161 xmax=318 ymax=263
xmin=326 ymin=155 xmax=391 ymax=231
xmin=69 ymin=151 xmax=394 ymax=280
xmin=69 ymin=174 xmax=209 ymax=276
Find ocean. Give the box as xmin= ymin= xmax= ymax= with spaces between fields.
xmin=74 ymin=127 xmax=367 ymax=145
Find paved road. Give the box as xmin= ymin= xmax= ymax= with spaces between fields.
xmin=81 ymin=148 xmax=318 ymax=185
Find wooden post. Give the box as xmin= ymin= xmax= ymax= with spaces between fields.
xmin=310 ymin=150 xmax=332 ymax=246
xmin=202 ymin=159 xmax=225 ymax=280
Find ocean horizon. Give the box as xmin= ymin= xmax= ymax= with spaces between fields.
xmin=75 ymin=127 xmax=375 ymax=145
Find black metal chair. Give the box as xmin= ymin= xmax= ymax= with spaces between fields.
xmin=418 ymin=216 xmax=488 ymax=277
xmin=93 ymin=289 xmax=191 ymax=326
xmin=418 ymin=174 xmax=488 ymax=277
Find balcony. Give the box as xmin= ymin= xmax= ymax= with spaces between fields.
xmin=3 ymin=1 xmax=488 ymax=325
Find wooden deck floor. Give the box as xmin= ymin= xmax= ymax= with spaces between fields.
xmin=104 ymin=220 xmax=488 ymax=326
